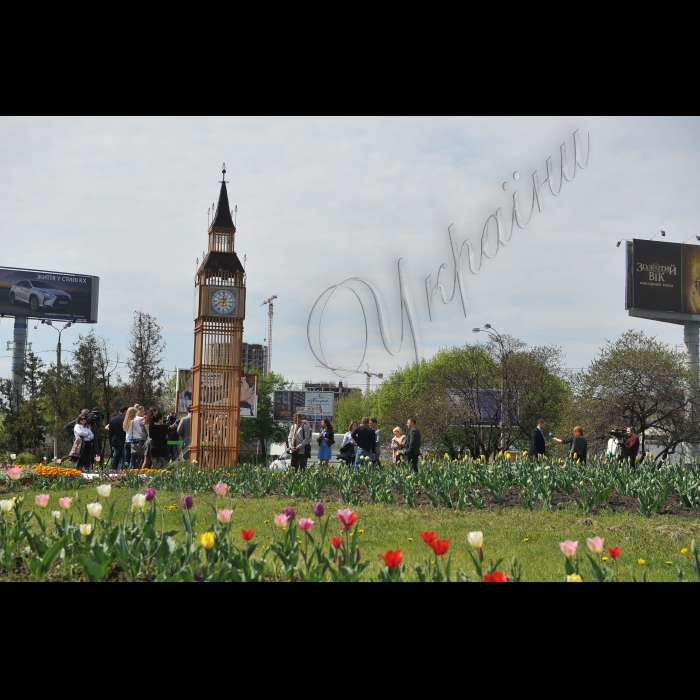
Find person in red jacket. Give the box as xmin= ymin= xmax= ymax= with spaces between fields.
xmin=620 ymin=426 xmax=640 ymax=463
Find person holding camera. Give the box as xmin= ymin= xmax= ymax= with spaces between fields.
xmin=552 ymin=426 xmax=587 ymax=463
xmin=618 ymin=426 xmax=640 ymax=463
xmin=70 ymin=414 xmax=94 ymax=471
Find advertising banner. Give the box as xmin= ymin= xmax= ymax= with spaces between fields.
xmin=627 ymin=239 xmax=700 ymax=314
xmin=176 ymin=369 xmax=193 ymax=413
xmin=241 ymin=373 xmax=258 ymax=418
xmin=0 ymin=266 xmax=99 ymax=322
xmin=447 ymin=389 xmax=518 ymax=427
xmin=273 ymin=391 xmax=334 ymax=423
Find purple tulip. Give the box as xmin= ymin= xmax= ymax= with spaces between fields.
xmin=145 ymin=488 xmax=157 ymax=502
xmin=281 ymin=507 xmax=296 ymax=521
xmin=313 ymin=502 xmax=326 ymax=518
xmin=181 ymin=495 xmax=194 ymax=510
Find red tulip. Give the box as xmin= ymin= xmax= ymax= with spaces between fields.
xmin=331 ymin=536 xmax=343 ymax=549
xmin=337 ymin=509 xmax=357 ymax=530
xmin=428 ymin=539 xmax=450 ymax=556
xmin=419 ymin=531 xmax=437 ymax=545
xmin=241 ymin=529 xmax=255 ymax=542
xmin=378 ymin=550 xmax=403 ymax=569
xmin=608 ymin=547 xmax=622 ymax=559
xmin=483 ymin=571 xmax=510 ymax=582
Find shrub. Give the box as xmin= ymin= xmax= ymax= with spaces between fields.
xmin=13 ymin=452 xmax=37 ymax=465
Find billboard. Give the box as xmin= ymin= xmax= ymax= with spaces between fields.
xmin=0 ymin=266 xmax=99 ymax=322
xmin=626 ymin=239 xmax=700 ymax=315
xmin=176 ymin=368 xmax=258 ymax=418
xmin=273 ymin=391 xmax=334 ymax=423
xmin=447 ymin=389 xmax=518 ymax=427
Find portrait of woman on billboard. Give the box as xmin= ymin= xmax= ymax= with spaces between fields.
xmin=240 ymin=374 xmax=258 ymax=417
xmin=682 ymin=244 xmax=700 ymax=314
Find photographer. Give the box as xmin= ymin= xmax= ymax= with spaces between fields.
xmin=618 ymin=426 xmax=640 ymax=463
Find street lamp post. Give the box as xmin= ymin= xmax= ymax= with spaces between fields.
xmin=41 ymin=320 xmax=73 ymax=460
xmin=472 ymin=324 xmax=509 ymax=451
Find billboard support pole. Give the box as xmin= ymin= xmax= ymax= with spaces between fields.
xmin=10 ymin=316 xmax=28 ymax=412
xmin=683 ymin=321 xmax=699 ymax=372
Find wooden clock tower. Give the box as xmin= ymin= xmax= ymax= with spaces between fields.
xmin=190 ymin=165 xmax=246 ymax=467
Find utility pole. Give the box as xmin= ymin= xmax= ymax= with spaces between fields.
xmin=42 ymin=320 xmax=73 ymax=459
xmin=261 ymin=295 xmax=277 ymax=375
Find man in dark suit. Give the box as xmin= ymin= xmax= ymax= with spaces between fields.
xmin=405 ymin=417 xmax=421 ymax=473
xmin=528 ymin=418 xmax=549 ymax=457
xmin=106 ymin=406 xmax=128 ymax=471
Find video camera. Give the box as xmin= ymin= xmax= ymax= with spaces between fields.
xmin=610 ymin=428 xmax=626 ymax=440
xmin=84 ymin=408 xmax=104 ymax=427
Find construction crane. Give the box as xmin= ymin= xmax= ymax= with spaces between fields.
xmin=315 ymin=363 xmax=383 ymax=395
xmin=261 ymin=295 xmax=277 ymax=375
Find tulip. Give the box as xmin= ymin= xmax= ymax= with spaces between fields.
xmin=467 ymin=531 xmax=484 ymax=549
xmin=559 ymin=540 xmax=578 ymax=558
xmin=145 ymin=487 xmax=157 ymax=502
xmin=59 ymin=497 xmax=73 ymax=510
xmin=429 ymin=539 xmax=450 ymax=556
xmin=181 ymin=495 xmax=193 ymax=510
xmin=96 ymin=484 xmax=111 ymax=498
xmin=483 ymin=571 xmax=510 ymax=582
xmin=241 ymin=528 xmax=255 ymax=542
xmin=281 ymin=507 xmax=296 ymax=521
xmin=79 ymin=523 xmax=92 ymax=536
xmin=274 ymin=513 xmax=290 ymax=528
xmin=313 ymin=502 xmax=326 ymax=517
xmin=217 ymin=509 xmax=234 ymax=524
xmin=587 ymin=536 xmax=604 ymax=554
xmin=419 ymin=531 xmax=437 ymax=544
xmin=10 ymin=453 xmax=16 ymax=460
xmin=52 ymin=511 xmax=61 ymax=520
xmin=7 ymin=467 xmax=22 ymax=481
xmin=86 ymin=502 xmax=103 ymax=518
xmin=213 ymin=482 xmax=228 ymax=497
xmin=35 ymin=494 xmax=50 ymax=508
xmin=337 ymin=509 xmax=357 ymax=530
xmin=608 ymin=546 xmax=622 ymax=559
xmin=200 ymin=532 xmax=215 ymax=549
xmin=566 ymin=573 xmax=583 ymax=582
xmin=0 ymin=500 xmax=13 ymax=513
xmin=132 ymin=494 xmax=147 ymax=510
xmin=355 ymin=546 xmax=361 ymax=563
xmin=331 ymin=536 xmax=343 ymax=549
xmin=298 ymin=518 xmax=314 ymax=531
xmin=378 ymin=549 xmax=403 ymax=568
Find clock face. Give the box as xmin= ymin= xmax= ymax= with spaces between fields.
xmin=211 ymin=289 xmax=237 ymax=315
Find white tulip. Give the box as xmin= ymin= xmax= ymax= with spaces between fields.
xmin=96 ymin=484 xmax=111 ymax=498
xmin=131 ymin=494 xmax=146 ymax=510
xmin=10 ymin=454 xmax=16 ymax=460
xmin=87 ymin=503 xmax=103 ymax=518
xmin=467 ymin=531 xmax=484 ymax=549
xmin=0 ymin=500 xmax=13 ymax=513
xmin=52 ymin=511 xmax=62 ymax=520
xmin=79 ymin=523 xmax=92 ymax=536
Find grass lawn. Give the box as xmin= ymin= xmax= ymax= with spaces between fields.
xmin=17 ymin=485 xmax=700 ymax=581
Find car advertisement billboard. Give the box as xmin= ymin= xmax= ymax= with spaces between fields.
xmin=626 ymin=239 xmax=700 ymax=314
xmin=273 ymin=391 xmax=334 ymax=423
xmin=0 ymin=266 xmax=99 ymax=322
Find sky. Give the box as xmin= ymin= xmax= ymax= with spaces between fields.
xmin=1 ymin=116 xmax=699 ymax=393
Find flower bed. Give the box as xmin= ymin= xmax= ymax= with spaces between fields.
xmin=31 ymin=466 xmax=84 ymax=478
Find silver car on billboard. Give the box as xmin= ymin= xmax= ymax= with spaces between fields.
xmin=9 ymin=280 xmax=72 ymax=313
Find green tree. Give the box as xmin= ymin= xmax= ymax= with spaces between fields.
xmin=572 ymin=330 xmax=700 ymax=460
xmin=127 ymin=311 xmax=166 ymax=408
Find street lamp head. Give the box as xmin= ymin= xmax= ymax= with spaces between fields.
xmin=616 ymin=241 xmax=621 ymax=247
xmin=472 ymin=328 xmax=481 ymax=333
xmin=484 ymin=324 xmax=492 ymax=329
xmin=65 ymin=322 xmax=72 ymax=328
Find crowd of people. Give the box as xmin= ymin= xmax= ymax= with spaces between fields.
xmin=286 ymin=414 xmax=422 ymax=472
xmin=64 ymin=404 xmax=194 ymax=471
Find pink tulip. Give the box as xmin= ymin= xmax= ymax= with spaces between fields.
xmin=274 ymin=513 xmax=290 ymax=528
xmin=35 ymin=494 xmax=50 ymax=508
xmin=298 ymin=518 xmax=314 ymax=531
xmin=58 ymin=497 xmax=73 ymax=510
xmin=6 ymin=467 xmax=22 ymax=481
xmin=587 ymin=536 xmax=605 ymax=554
xmin=559 ymin=540 xmax=578 ymax=557
xmin=217 ymin=509 xmax=234 ymax=524
xmin=337 ymin=509 xmax=357 ymax=530
xmin=214 ymin=482 xmax=229 ymax=497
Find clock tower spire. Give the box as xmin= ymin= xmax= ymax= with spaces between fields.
xmin=190 ymin=164 xmax=246 ymax=467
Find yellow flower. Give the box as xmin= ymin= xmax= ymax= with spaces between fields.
xmin=408 ymin=537 xmax=413 ymax=542
xmin=524 ymin=538 xmax=530 ymax=542
xmin=349 ymin=531 xmax=354 ymax=537
xmin=566 ymin=574 xmax=582 ymax=583
xmin=358 ymin=529 xmax=364 ymax=534
xmin=264 ymin=520 xmax=269 ymax=524
xmin=200 ymin=532 xmax=215 ymax=550
xmin=601 ymin=556 xmax=609 ymax=562
xmin=665 ymin=561 xmax=673 ymax=565
xmin=430 ymin=561 xmax=435 ymax=565
xmin=282 ymin=526 xmax=287 ymax=531
xmin=681 ymin=548 xmax=688 ymax=554
xmin=637 ymin=558 xmax=646 ymax=565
